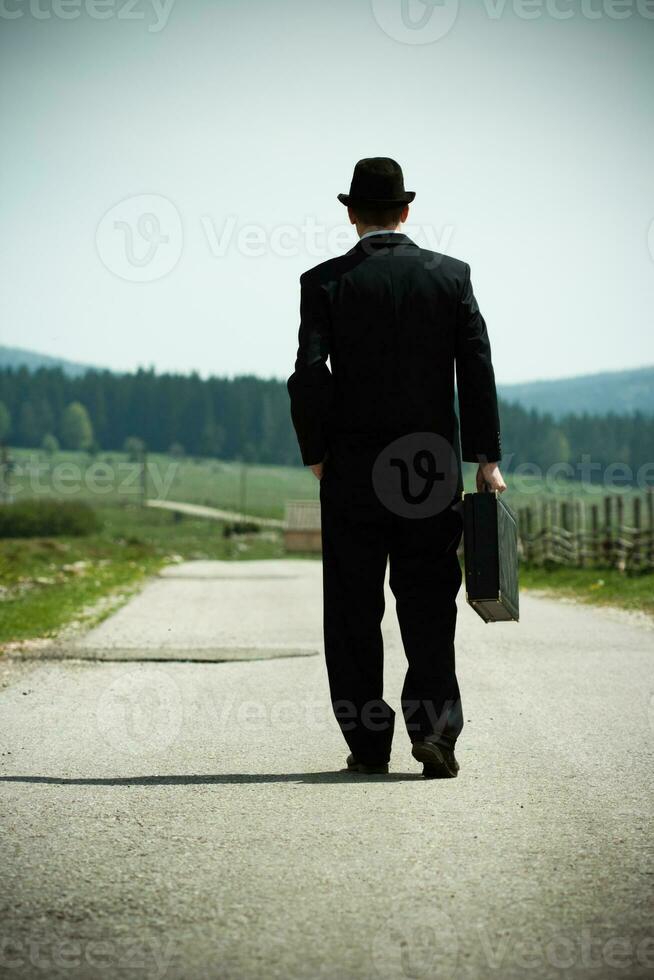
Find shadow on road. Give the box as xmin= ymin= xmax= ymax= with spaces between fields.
xmin=0 ymin=771 xmax=424 ymax=785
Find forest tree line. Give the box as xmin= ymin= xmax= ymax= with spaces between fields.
xmin=0 ymin=365 xmax=652 ymax=480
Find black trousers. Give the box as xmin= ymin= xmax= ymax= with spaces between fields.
xmin=319 ymin=443 xmax=464 ymax=766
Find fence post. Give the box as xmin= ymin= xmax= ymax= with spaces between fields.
xmin=615 ymin=495 xmax=624 ymax=527
xmin=590 ymin=504 xmax=599 ymax=567
xmin=538 ymin=500 xmax=548 ymax=566
xmin=632 ymin=496 xmax=642 ymax=572
xmin=559 ymin=501 xmax=571 ymax=565
xmin=615 ymin=495 xmax=625 ymax=572
xmin=576 ymin=499 xmax=584 ymax=567
xmin=525 ymin=507 xmax=533 ymax=564
xmin=603 ymin=496 xmax=613 ymax=567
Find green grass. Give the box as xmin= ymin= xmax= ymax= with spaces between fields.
xmin=520 ymin=565 xmax=654 ymax=616
xmin=0 ymin=501 xmax=285 ymax=649
xmin=5 ymin=448 xmax=318 ymax=519
xmin=5 ymin=447 xmax=643 ymax=522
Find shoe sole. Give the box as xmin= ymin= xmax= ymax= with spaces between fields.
xmin=346 ymin=763 xmax=389 ymax=775
xmin=411 ymin=742 xmax=459 ymax=779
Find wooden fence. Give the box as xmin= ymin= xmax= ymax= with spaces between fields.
xmin=284 ymin=499 xmax=322 ymax=553
xmin=282 ymin=492 xmax=654 ymax=570
xmin=517 ymin=491 xmax=654 ymax=573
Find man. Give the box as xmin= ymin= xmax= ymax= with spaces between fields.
xmin=287 ymin=158 xmax=506 ymax=779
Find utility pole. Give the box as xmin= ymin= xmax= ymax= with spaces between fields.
xmin=140 ymin=445 xmax=148 ymax=507
xmin=239 ymin=458 xmax=247 ymax=522
xmin=0 ymin=443 xmax=7 ymax=504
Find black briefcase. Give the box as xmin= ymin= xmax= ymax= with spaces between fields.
xmin=462 ymin=491 xmax=519 ymax=623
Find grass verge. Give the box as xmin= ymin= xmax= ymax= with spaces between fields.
xmin=0 ymin=501 xmax=285 ymax=650
xmin=520 ymin=565 xmax=654 ymax=617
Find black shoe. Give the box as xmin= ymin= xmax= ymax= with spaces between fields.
xmin=345 ymin=753 xmax=389 ymax=775
xmin=411 ymin=741 xmax=459 ymax=779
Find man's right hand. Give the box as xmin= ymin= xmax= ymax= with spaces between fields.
xmin=476 ymin=462 xmax=507 ymax=494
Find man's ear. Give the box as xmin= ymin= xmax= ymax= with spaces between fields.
xmin=347 ymin=207 xmax=357 ymax=226
xmin=401 ymin=204 xmax=410 ymax=224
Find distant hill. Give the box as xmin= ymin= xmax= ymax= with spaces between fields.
xmin=0 ymin=345 xmax=98 ymax=377
xmin=498 ymin=366 xmax=654 ymax=418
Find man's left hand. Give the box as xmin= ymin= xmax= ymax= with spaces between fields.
xmin=309 ymin=460 xmax=324 ymax=480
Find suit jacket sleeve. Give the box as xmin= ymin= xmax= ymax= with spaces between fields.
xmin=455 ymin=263 xmax=502 ymax=463
xmin=287 ymin=272 xmax=334 ymax=465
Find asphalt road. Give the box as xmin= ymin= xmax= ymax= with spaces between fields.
xmin=1 ymin=560 xmax=653 ymax=980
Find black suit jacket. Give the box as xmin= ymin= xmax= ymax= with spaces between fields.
xmin=287 ymin=233 xmax=501 ymax=474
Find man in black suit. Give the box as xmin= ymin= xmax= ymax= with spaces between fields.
xmin=287 ymin=158 xmax=506 ymax=779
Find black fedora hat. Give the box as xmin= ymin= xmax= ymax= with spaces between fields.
xmin=338 ymin=157 xmax=416 ymax=208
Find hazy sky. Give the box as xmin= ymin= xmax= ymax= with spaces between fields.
xmin=1 ymin=0 xmax=653 ymax=384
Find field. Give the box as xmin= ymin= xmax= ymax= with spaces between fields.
xmin=3 ymin=447 xmax=644 ymax=517
xmin=3 ymin=448 xmax=317 ymax=519
xmin=0 ymin=447 xmax=651 ymax=650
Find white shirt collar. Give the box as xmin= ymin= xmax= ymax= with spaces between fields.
xmin=359 ymin=229 xmax=402 ymax=241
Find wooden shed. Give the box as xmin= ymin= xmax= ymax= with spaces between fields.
xmin=284 ymin=499 xmax=322 ymax=553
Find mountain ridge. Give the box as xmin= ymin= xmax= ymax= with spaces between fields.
xmin=498 ymin=365 xmax=653 ymax=418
